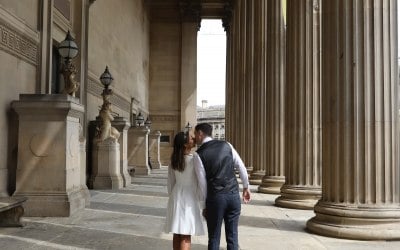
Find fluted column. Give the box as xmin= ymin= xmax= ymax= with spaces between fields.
xmin=275 ymin=0 xmax=322 ymax=209
xmin=250 ymin=0 xmax=267 ymax=184
xmin=258 ymin=0 xmax=286 ymax=194
xmin=180 ymin=1 xmax=200 ymax=128
xmin=307 ymin=0 xmax=400 ymax=240
xmin=223 ymin=2 xmax=233 ymax=144
xmin=243 ymin=0 xmax=254 ymax=173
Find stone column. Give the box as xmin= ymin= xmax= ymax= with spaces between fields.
xmin=244 ymin=0 xmax=254 ymax=172
xmin=259 ymin=0 xmax=286 ymax=194
xmin=39 ymin=0 xmax=53 ymax=93
xmin=12 ymin=94 xmax=87 ymax=216
xmin=112 ymin=117 xmax=131 ymax=187
xmin=180 ymin=2 xmax=200 ymax=128
xmin=225 ymin=1 xmax=241 ymax=149
xmin=307 ymin=0 xmax=400 ymax=240
xmin=128 ymin=127 xmax=150 ymax=175
xmin=149 ymin=131 xmax=162 ymax=169
xmin=275 ymin=0 xmax=322 ymax=209
xmin=224 ymin=1 xmax=234 ymax=145
xmin=250 ymin=0 xmax=267 ymax=185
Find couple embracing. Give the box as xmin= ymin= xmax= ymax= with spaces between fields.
xmin=165 ymin=123 xmax=251 ymax=250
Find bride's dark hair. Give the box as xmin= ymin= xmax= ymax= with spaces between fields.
xmin=170 ymin=132 xmax=188 ymax=172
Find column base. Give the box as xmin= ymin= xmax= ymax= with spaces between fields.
xmin=150 ymin=161 xmax=161 ymax=169
xmin=14 ymin=189 xmax=87 ymax=217
xmin=249 ymin=170 xmax=264 ymax=185
xmin=275 ymin=185 xmax=321 ymax=210
xmin=93 ymin=176 xmax=123 ymax=190
xmin=258 ymin=175 xmax=285 ymax=194
xmin=134 ymin=165 xmax=151 ymax=175
xmin=307 ymin=201 xmax=400 ymax=240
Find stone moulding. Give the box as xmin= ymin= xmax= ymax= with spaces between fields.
xmin=0 ymin=6 xmax=39 ymax=66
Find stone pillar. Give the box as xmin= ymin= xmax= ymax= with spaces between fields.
xmin=250 ymin=0 xmax=267 ymax=185
xmin=112 ymin=117 xmax=131 ymax=187
xmin=306 ymin=0 xmax=400 ymax=240
xmin=12 ymin=94 xmax=87 ymax=217
xmin=180 ymin=2 xmax=200 ymax=128
xmin=275 ymin=0 xmax=322 ymax=209
xmin=92 ymin=138 xmax=123 ymax=189
xmin=128 ymin=127 xmax=150 ymax=175
xmin=224 ymin=1 xmax=234 ymax=145
xmin=258 ymin=0 xmax=286 ymax=194
xmin=244 ymin=0 xmax=254 ymax=172
xmin=149 ymin=131 xmax=162 ymax=169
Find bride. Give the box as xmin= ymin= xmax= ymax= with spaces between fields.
xmin=165 ymin=131 xmax=206 ymax=250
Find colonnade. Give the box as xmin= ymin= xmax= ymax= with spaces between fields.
xmin=225 ymin=0 xmax=400 ymax=240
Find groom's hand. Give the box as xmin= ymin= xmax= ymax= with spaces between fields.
xmin=242 ymin=188 xmax=251 ymax=204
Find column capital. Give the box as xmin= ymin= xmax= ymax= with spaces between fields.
xmin=179 ymin=0 xmax=201 ymax=30
xmin=222 ymin=1 xmax=234 ymax=33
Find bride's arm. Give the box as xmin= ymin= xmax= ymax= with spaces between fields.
xmin=193 ymin=152 xmax=207 ymax=209
xmin=167 ymin=166 xmax=175 ymax=195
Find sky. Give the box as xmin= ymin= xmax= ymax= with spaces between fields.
xmin=197 ymin=19 xmax=226 ymax=107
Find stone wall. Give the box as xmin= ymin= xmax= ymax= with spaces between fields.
xmin=0 ymin=1 xmax=40 ymax=195
xmin=88 ymin=0 xmax=150 ymax=122
xmin=149 ymin=21 xmax=182 ymax=166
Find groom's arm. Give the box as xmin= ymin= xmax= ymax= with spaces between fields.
xmin=228 ymin=143 xmax=251 ymax=203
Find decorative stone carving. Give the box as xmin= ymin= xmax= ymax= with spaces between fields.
xmin=95 ymin=88 xmax=120 ymax=143
xmin=61 ymin=61 xmax=80 ymax=97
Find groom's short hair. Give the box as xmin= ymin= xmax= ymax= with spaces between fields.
xmin=195 ymin=123 xmax=212 ymax=136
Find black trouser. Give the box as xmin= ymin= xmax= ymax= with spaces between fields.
xmin=206 ymin=192 xmax=241 ymax=250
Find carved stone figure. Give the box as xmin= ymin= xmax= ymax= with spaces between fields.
xmin=95 ymin=89 xmax=120 ymax=142
xmin=62 ymin=62 xmax=80 ymax=97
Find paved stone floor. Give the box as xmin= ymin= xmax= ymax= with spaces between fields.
xmin=1 ymin=167 xmax=400 ymax=249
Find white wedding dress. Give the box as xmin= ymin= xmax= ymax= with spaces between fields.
xmin=165 ymin=154 xmax=206 ymax=236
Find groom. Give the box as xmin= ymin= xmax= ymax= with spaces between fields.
xmin=193 ymin=123 xmax=251 ymax=250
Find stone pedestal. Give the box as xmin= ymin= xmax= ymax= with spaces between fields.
xmin=112 ymin=117 xmax=131 ymax=187
xmin=92 ymin=138 xmax=123 ymax=190
xmin=12 ymin=94 xmax=87 ymax=217
xmin=149 ymin=131 xmax=161 ymax=169
xmin=128 ymin=127 xmax=150 ymax=175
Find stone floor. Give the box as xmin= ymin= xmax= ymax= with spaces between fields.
xmin=1 ymin=167 xmax=400 ymax=249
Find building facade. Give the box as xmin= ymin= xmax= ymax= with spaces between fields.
xmin=197 ymin=102 xmax=225 ymax=140
xmin=0 ymin=0 xmax=399 ymax=241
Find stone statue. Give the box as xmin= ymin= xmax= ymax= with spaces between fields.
xmin=62 ymin=62 xmax=80 ymax=97
xmin=95 ymin=88 xmax=120 ymax=142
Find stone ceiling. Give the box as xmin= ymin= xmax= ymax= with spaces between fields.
xmin=148 ymin=0 xmax=229 ymax=19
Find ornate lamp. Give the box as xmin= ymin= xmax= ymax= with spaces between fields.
xmin=144 ymin=117 xmax=152 ymax=128
xmin=100 ymin=66 xmax=113 ymax=89
xmin=95 ymin=66 xmax=120 ymax=142
xmin=58 ymin=30 xmax=80 ymax=96
xmin=185 ymin=122 xmax=192 ymax=133
xmin=135 ymin=112 xmax=145 ymax=127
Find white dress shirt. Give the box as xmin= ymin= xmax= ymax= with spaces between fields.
xmin=193 ymin=137 xmax=249 ymax=209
